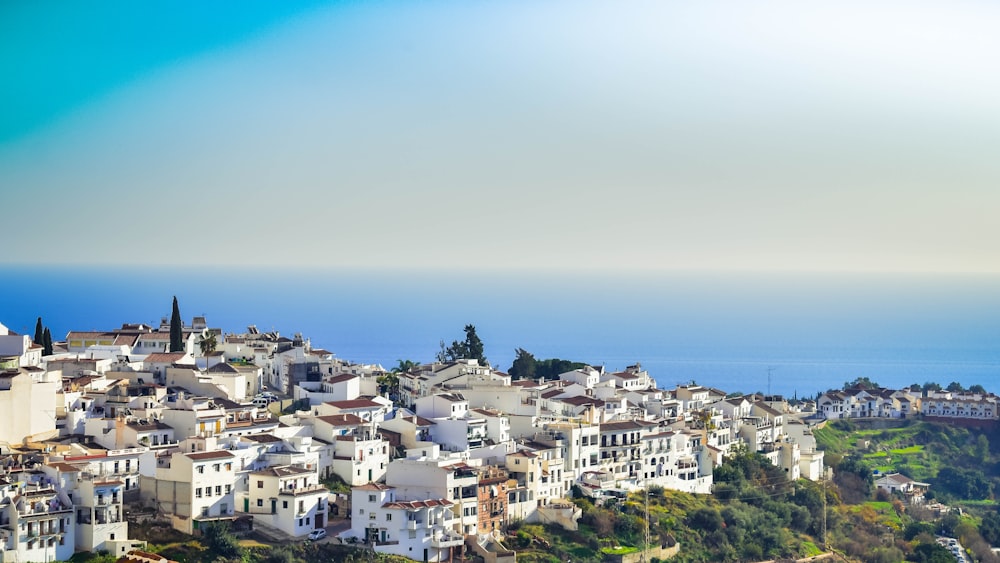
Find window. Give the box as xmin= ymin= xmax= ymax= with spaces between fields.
xmin=369 ymin=494 xmax=376 ymax=502
xmin=386 ymin=513 xmax=392 ymax=521
xmin=257 ymin=499 xmax=263 ymax=507
xmin=197 ymin=465 xmax=204 ymax=474
xmin=213 ymin=464 xmax=220 ymax=472
xmin=225 ymin=463 xmax=232 ymax=471
xmin=195 ymin=488 xmax=202 ymax=498
xmin=257 ymin=480 xmax=263 ymax=489
xmin=283 ymin=501 xmax=288 ymax=509
xmin=225 ymin=485 xmax=231 ymax=494
xmin=110 ymin=533 xmax=115 ymax=540
xmin=202 ymin=507 xmax=209 ymax=517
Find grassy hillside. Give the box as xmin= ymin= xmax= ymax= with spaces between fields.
xmin=814 ymin=419 xmax=1000 ymax=487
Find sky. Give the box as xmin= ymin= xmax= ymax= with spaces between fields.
xmin=3 ymin=0 xmax=1000 ymax=273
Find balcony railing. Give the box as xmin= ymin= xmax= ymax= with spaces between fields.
xmin=278 ymin=484 xmax=328 ymax=496
xmin=431 ymin=532 xmax=465 ymax=548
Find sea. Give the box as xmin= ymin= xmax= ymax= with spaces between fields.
xmin=3 ymin=265 xmax=1000 ymax=399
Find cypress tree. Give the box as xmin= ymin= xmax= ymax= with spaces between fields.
xmin=169 ymin=296 xmax=184 ymax=352
xmin=34 ymin=317 xmax=44 ymax=345
xmin=42 ymin=328 xmax=53 ymax=356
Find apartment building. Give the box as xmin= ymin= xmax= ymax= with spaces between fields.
xmin=141 ymin=450 xmax=238 ymax=534
xmin=345 ymin=483 xmax=464 ymax=562
xmin=0 ymin=473 xmax=75 ymax=562
xmin=243 ymin=465 xmax=327 ymax=537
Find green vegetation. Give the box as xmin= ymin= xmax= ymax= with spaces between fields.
xmin=33 ymin=316 xmax=54 ymax=355
xmin=169 ymin=295 xmax=183 ymax=352
xmin=34 ymin=317 xmax=44 ymax=346
xmin=508 ymin=351 xmax=588 ymax=381
xmin=508 ymin=347 xmax=537 ymax=379
xmin=320 ymin=472 xmax=351 ymax=494
xmin=815 ymin=418 xmax=999 ymax=487
xmin=197 ymin=330 xmax=218 ymax=354
xmin=438 ymin=324 xmax=486 ymax=364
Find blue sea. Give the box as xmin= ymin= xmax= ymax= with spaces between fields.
xmin=4 ymin=266 xmax=1000 ymax=398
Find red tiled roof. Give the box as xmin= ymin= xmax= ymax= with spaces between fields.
xmin=355 ymin=482 xmax=394 ymax=491
xmin=327 ymin=373 xmax=358 ymax=384
xmin=325 ymin=399 xmax=383 ymax=410
xmin=186 ymin=450 xmax=234 ymax=461
xmin=316 ymin=414 xmax=365 ymax=427
xmin=383 ymin=498 xmax=453 ymax=510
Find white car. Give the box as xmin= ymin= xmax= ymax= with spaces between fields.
xmin=307 ymin=529 xmax=327 ymax=541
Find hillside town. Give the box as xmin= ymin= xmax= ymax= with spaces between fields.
xmin=0 ymin=315 xmax=995 ymax=563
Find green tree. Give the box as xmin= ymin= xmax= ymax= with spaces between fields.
xmin=969 ymin=384 xmax=987 ymax=394
xmin=201 ymin=521 xmax=242 ymax=559
xmin=912 ymin=542 xmax=957 ymax=563
xmin=33 ymin=317 xmax=44 ymax=345
xmin=923 ymin=382 xmax=942 ymax=393
xmin=535 ymin=358 xmax=587 ymax=379
xmin=844 ymin=377 xmax=879 ymax=390
xmin=377 ymin=371 xmax=400 ymax=399
xmin=508 ymin=348 xmax=537 ymax=380
xmin=392 ymin=359 xmax=419 ymax=373
xmin=834 ymin=455 xmax=874 ymax=503
xmin=946 ymin=381 xmax=965 ymax=392
xmin=979 ymin=511 xmax=1000 ymax=546
xmin=974 ymin=433 xmax=990 ymax=463
xmin=934 ymin=467 xmax=992 ymax=500
xmin=438 ymin=324 xmax=487 ymax=365
xmin=169 ymin=296 xmax=183 ymax=353
xmin=42 ymin=327 xmax=53 ymax=356
xmin=197 ymin=331 xmax=217 ymax=355
xmin=463 ymin=324 xmax=485 ymax=364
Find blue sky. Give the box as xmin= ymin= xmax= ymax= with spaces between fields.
xmin=3 ymin=0 xmax=999 ymax=272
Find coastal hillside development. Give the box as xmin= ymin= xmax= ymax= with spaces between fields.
xmin=0 ymin=318 xmax=992 ymax=562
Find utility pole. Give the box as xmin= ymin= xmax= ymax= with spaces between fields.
xmin=821 ymin=480 xmax=827 ymax=550
xmin=642 ymin=475 xmax=650 ymax=562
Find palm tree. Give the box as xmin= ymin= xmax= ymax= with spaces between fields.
xmin=392 ymin=359 xmax=419 ymax=373
xmin=197 ymin=331 xmax=218 ymax=355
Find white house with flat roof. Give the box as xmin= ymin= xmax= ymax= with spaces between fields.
xmin=140 ymin=449 xmax=238 ymax=534
xmin=343 ymin=483 xmax=464 ymax=562
xmin=243 ymin=465 xmax=328 ymax=537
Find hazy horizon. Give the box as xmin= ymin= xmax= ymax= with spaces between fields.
xmin=3 ymin=0 xmax=1000 ymax=273
xmin=5 ymin=265 xmax=1000 ymax=397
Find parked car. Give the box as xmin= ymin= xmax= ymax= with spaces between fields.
xmin=307 ymin=529 xmax=327 ymax=541
xmin=253 ymin=396 xmax=278 ymax=408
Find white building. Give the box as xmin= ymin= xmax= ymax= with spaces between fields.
xmin=243 ymin=465 xmax=328 ymax=537
xmin=141 ymin=450 xmax=238 ymax=534
xmin=344 ymin=483 xmax=464 ymax=562
xmin=0 ymin=474 xmax=76 ymax=563
xmin=385 ymin=455 xmax=481 ymax=536
xmin=0 ymin=367 xmax=60 ymax=445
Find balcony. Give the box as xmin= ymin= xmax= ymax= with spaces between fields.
xmin=405 ymin=519 xmax=422 ymax=530
xmin=278 ymin=484 xmax=328 ymax=497
xmin=431 ymin=532 xmax=465 ymax=548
